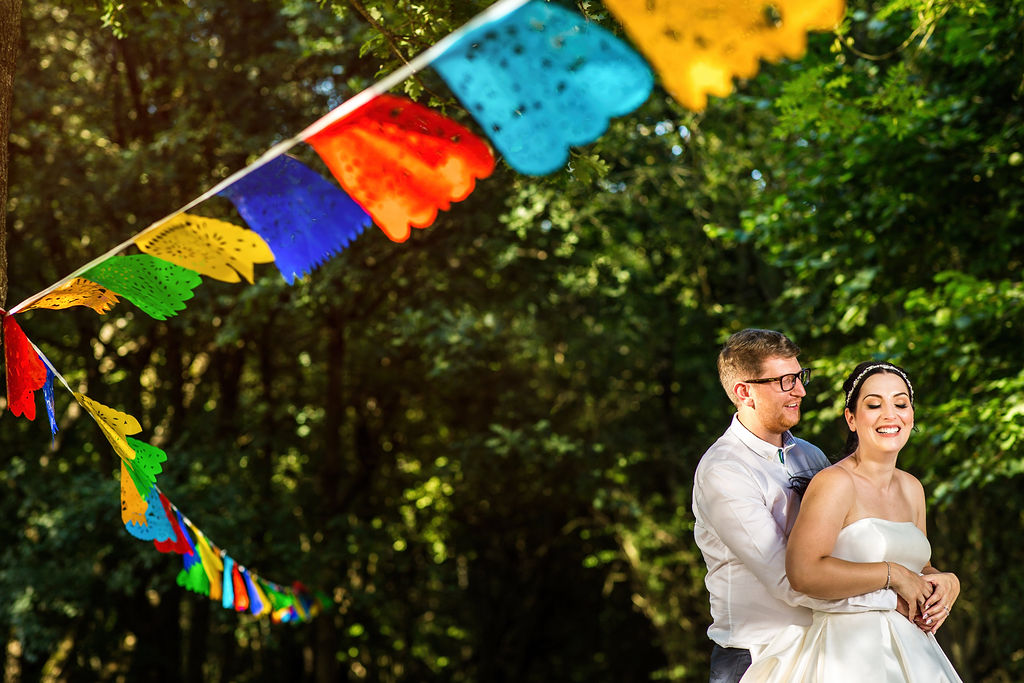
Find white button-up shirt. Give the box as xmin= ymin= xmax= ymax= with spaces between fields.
xmin=693 ymin=415 xmax=896 ymax=651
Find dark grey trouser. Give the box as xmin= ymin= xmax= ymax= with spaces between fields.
xmin=709 ymin=644 xmax=752 ymax=683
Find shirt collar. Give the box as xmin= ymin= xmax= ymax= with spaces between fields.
xmin=728 ymin=414 xmax=796 ymax=462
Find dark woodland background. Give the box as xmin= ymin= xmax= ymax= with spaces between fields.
xmin=1 ymin=0 xmax=1023 ymax=680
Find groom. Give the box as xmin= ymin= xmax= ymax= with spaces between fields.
xmin=692 ymin=329 xmax=896 ymax=682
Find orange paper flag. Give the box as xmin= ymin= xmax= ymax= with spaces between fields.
xmin=23 ymin=278 xmax=121 ymax=314
xmin=120 ymin=462 xmax=149 ymax=527
xmin=604 ymin=0 xmax=846 ymax=110
xmin=305 ymin=94 xmax=495 ymax=242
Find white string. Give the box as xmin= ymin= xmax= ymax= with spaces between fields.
xmin=29 ymin=341 xmax=74 ymax=395
xmin=8 ymin=0 xmax=529 ymax=315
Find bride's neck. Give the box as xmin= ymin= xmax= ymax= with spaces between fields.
xmin=848 ymin=448 xmax=898 ymax=486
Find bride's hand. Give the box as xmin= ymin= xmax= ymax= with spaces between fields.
xmin=920 ymin=572 xmax=960 ymax=633
xmin=888 ymin=563 xmax=932 ymax=623
xmin=895 ymin=596 xmax=933 ymax=632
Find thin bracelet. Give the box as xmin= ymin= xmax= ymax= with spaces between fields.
xmin=884 ymin=561 xmax=891 ymax=590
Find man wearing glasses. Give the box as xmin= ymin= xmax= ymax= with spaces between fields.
xmin=692 ymin=328 xmax=895 ymax=683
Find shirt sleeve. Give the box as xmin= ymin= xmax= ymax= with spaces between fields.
xmin=695 ymin=460 xmax=897 ymax=613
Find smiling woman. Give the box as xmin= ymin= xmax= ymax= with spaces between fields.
xmin=741 ymin=361 xmax=963 ymax=682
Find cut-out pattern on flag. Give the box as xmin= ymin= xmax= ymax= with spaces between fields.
xmin=122 ymin=437 xmax=168 ymax=503
xmin=604 ymin=0 xmax=846 ymax=111
xmin=120 ymin=462 xmax=151 ymax=528
xmin=23 ymin=277 xmax=121 ymax=314
xmin=306 ymin=95 xmax=495 ymax=242
xmin=123 ymin=480 xmax=175 ymax=542
xmin=4 ymin=316 xmax=47 ymax=420
xmin=82 ymin=255 xmax=203 ymax=320
xmin=135 ymin=213 xmax=275 ymax=284
xmin=432 ymin=0 xmax=653 ymax=175
xmin=220 ymin=156 xmax=373 ymax=284
xmin=73 ymin=393 xmax=153 ymax=499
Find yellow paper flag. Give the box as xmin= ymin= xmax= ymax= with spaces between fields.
xmin=191 ymin=529 xmax=225 ymax=602
xmin=24 ymin=278 xmax=121 ymax=314
xmin=74 ymin=392 xmax=141 ymax=463
xmin=604 ymin=0 xmax=845 ymax=110
xmin=73 ymin=393 xmax=158 ymax=499
xmin=135 ymin=213 xmax=275 ymax=284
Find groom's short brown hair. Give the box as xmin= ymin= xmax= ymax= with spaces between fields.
xmin=717 ymin=329 xmax=801 ymax=407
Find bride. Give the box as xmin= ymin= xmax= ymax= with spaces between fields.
xmin=741 ymin=361 xmax=962 ymax=682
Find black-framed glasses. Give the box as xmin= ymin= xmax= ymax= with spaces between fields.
xmin=744 ymin=368 xmax=811 ymax=392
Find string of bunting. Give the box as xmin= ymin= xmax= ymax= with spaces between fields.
xmin=2 ymin=0 xmax=844 ymax=621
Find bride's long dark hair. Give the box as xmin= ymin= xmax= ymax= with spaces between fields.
xmin=840 ymin=361 xmax=915 ymax=457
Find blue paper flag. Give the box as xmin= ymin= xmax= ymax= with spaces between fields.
xmin=40 ymin=357 xmax=58 ymax=437
xmin=243 ymin=568 xmax=265 ymax=616
xmin=432 ymin=0 xmax=653 ymax=175
xmin=222 ymin=555 xmax=236 ymax=609
xmin=124 ymin=488 xmax=176 ymax=542
xmin=219 ymin=156 xmax=372 ymax=284
xmin=178 ymin=510 xmax=201 ymax=571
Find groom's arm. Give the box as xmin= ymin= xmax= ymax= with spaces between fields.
xmin=695 ymin=461 xmax=896 ymax=613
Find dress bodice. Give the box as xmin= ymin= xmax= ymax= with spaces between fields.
xmin=831 ymin=518 xmax=930 ymax=573
xmin=741 ymin=518 xmax=960 ymax=682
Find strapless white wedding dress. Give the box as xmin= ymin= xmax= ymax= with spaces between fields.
xmin=741 ymin=518 xmax=962 ymax=682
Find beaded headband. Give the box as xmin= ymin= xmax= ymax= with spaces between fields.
xmin=844 ymin=363 xmax=914 ymax=410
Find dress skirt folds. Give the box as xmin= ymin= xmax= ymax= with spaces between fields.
xmin=741 ymin=518 xmax=962 ymax=683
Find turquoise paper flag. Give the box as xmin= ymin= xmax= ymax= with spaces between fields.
xmin=124 ymin=488 xmax=176 ymax=542
xmin=432 ymin=0 xmax=653 ymax=175
xmin=222 ymin=555 xmax=236 ymax=610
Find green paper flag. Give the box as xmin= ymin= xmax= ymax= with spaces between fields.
xmin=83 ymin=254 xmax=202 ymax=320
xmin=177 ymin=564 xmax=211 ymax=596
xmin=124 ymin=437 xmax=168 ymax=501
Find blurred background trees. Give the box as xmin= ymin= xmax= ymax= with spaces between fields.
xmin=2 ymin=0 xmax=1022 ymax=680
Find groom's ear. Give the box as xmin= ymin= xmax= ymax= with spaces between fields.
xmin=735 ymin=381 xmax=755 ymax=407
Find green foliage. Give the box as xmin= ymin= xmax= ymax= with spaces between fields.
xmin=5 ymin=0 xmax=1024 ymax=680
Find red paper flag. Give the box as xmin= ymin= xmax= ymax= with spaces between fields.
xmin=153 ymin=492 xmax=192 ymax=555
xmin=305 ymin=94 xmax=495 ymax=242
xmin=4 ymin=316 xmax=47 ymax=420
xmin=232 ymin=564 xmax=250 ymax=612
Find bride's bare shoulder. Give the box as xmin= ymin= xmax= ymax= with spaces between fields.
xmin=895 ymin=468 xmax=926 ymax=497
xmin=807 ymin=462 xmax=856 ymax=496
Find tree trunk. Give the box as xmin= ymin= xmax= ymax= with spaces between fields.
xmin=0 ymin=0 xmax=20 ymax=309
xmin=0 ymin=7 xmax=20 ymax=670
